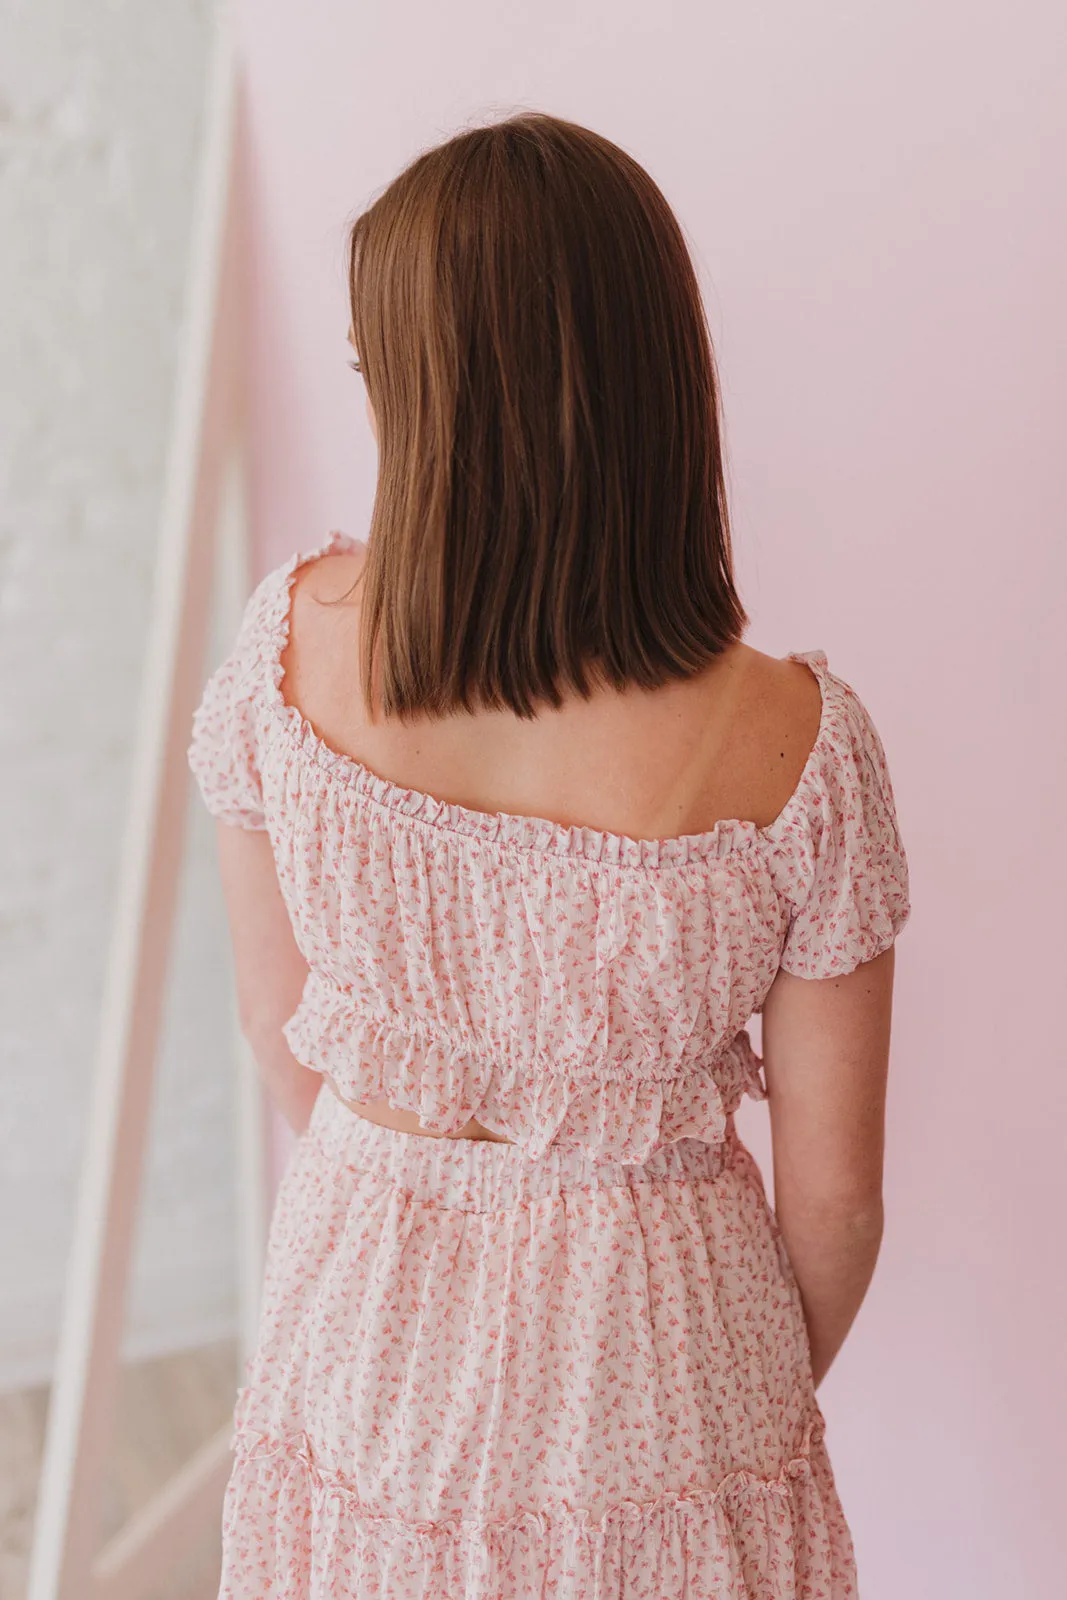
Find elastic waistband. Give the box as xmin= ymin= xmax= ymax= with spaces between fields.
xmin=303 ymin=1085 xmax=742 ymax=1213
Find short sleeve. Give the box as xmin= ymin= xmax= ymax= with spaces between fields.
xmin=776 ymin=662 xmax=911 ymax=979
xmin=187 ymin=573 xmax=277 ymax=830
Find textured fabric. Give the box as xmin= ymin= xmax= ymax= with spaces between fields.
xmin=188 ymin=532 xmax=911 ymax=1163
xmin=188 ymin=531 xmax=911 ymax=1596
xmin=222 ymin=1089 xmax=857 ymax=1598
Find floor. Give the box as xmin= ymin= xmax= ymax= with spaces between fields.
xmin=0 ymin=1339 xmax=238 ymax=1600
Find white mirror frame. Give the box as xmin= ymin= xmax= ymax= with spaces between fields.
xmin=26 ymin=9 xmax=269 ymax=1595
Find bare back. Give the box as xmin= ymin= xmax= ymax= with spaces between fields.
xmin=279 ymin=544 xmax=824 ymax=1142
xmin=282 ymin=548 xmax=823 ymax=844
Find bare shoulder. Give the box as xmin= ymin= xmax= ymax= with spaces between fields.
xmin=287 ymin=547 xmax=368 ymax=643
xmin=730 ymin=642 xmax=824 ymax=725
xmin=281 ymin=545 xmax=369 ymax=704
xmin=720 ymin=642 xmax=825 ymax=812
xmin=290 ymin=545 xmax=369 ymax=608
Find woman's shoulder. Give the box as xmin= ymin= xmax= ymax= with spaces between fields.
xmin=749 ymin=642 xmax=911 ymax=976
xmin=733 ymin=642 xmax=892 ymax=779
xmin=187 ymin=532 xmax=367 ymax=827
xmin=230 ymin=532 xmax=369 ymax=681
xmin=710 ymin=642 xmax=827 ymax=823
xmin=722 ymin=641 xmax=905 ymax=858
xmin=287 ymin=533 xmax=369 ymax=603
xmin=279 ymin=534 xmax=370 ymax=711
xmin=727 ymin=641 xmax=826 ymax=727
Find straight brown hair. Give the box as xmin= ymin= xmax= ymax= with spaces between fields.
xmin=346 ymin=110 xmax=747 ymax=724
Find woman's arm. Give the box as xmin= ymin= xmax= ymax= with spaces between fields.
xmin=759 ymin=944 xmax=895 ymax=1389
xmin=215 ymin=820 xmax=323 ymax=1135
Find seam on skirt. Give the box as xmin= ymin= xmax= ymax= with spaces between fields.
xmin=227 ymin=1411 xmax=826 ymax=1536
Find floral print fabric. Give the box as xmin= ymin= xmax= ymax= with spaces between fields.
xmin=188 ymin=533 xmax=911 ymax=1164
xmin=188 ymin=532 xmax=911 ymax=1596
xmin=221 ymin=1090 xmax=856 ymax=1597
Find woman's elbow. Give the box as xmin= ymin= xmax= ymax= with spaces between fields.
xmin=237 ymin=999 xmax=291 ymax=1056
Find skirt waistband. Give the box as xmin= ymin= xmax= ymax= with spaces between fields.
xmin=303 ymin=1084 xmax=742 ymax=1213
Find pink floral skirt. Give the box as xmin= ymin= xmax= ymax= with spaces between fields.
xmin=218 ymin=1085 xmax=858 ymax=1597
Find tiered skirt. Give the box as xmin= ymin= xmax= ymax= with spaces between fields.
xmin=218 ymin=1086 xmax=858 ymax=1597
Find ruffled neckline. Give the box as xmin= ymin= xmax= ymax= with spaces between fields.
xmin=260 ymin=530 xmax=839 ymax=871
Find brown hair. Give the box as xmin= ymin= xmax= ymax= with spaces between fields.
xmin=346 ymin=110 xmax=747 ymax=724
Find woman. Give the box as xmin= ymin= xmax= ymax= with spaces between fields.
xmin=190 ymin=111 xmax=909 ymax=1598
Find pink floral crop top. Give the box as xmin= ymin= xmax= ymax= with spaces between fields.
xmin=188 ymin=531 xmax=911 ymax=1163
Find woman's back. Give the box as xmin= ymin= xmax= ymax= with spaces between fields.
xmin=188 ymin=530 xmax=908 ymax=1593
xmin=283 ymin=543 xmax=824 ymax=845
xmin=191 ymin=528 xmax=908 ymax=1165
xmin=277 ymin=537 xmax=827 ymax=1142
xmin=189 ymin=110 xmax=910 ymax=1599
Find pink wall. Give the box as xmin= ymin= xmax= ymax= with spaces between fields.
xmin=236 ymin=4 xmax=1067 ymax=1593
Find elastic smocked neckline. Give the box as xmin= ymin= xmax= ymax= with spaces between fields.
xmin=264 ymin=531 xmax=837 ymax=870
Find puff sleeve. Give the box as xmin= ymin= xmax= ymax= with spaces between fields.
xmin=187 ymin=574 xmax=275 ymax=830
xmin=774 ymin=660 xmax=911 ymax=979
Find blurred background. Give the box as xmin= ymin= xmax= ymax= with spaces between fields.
xmin=2 ymin=4 xmax=239 ymax=1597
xmin=2 ymin=2 xmax=1065 ymax=1597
